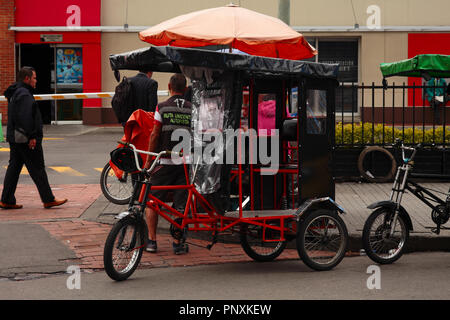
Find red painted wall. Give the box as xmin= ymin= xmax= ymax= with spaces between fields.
xmin=15 ymin=0 xmax=100 ymax=26
xmin=408 ymin=33 xmax=450 ymax=107
xmin=82 ymin=43 xmax=102 ymax=107
xmin=14 ymin=0 xmax=102 ymax=108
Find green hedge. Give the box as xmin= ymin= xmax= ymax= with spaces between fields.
xmin=336 ymin=122 xmax=450 ymax=145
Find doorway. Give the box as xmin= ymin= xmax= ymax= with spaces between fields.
xmin=18 ymin=44 xmax=83 ymax=124
xmin=19 ymin=44 xmax=53 ymax=124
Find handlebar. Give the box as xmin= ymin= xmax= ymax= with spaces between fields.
xmin=117 ymin=141 xmax=183 ymax=174
xmin=394 ymin=139 xmax=420 ymax=164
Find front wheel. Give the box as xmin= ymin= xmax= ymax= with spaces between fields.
xmin=297 ymin=210 xmax=348 ymax=271
xmin=362 ymin=208 xmax=409 ymax=264
xmin=103 ymin=217 xmax=145 ymax=281
xmin=240 ymin=223 xmax=287 ymax=262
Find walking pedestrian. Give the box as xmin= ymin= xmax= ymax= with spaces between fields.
xmin=0 ymin=66 xmax=67 ymax=209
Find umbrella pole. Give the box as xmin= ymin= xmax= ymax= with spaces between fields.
xmin=229 ymin=44 xmax=232 ymax=53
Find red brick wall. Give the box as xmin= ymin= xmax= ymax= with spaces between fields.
xmin=0 ymin=0 xmax=15 ymax=124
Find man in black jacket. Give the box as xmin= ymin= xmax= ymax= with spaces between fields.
xmin=0 ymin=67 xmax=67 ymax=209
xmin=129 ymin=69 xmax=158 ymax=112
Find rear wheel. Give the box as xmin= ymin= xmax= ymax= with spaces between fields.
xmin=103 ymin=218 xmax=145 ymax=281
xmin=297 ymin=210 xmax=348 ymax=271
xmin=240 ymin=222 xmax=287 ymax=262
xmin=362 ymin=208 xmax=409 ymax=264
xmin=100 ymin=162 xmax=136 ymax=205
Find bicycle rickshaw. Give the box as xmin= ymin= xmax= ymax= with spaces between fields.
xmin=362 ymin=54 xmax=450 ymax=264
xmin=103 ymin=46 xmax=349 ymax=280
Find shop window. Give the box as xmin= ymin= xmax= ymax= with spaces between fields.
xmin=305 ymin=38 xmax=359 ymax=113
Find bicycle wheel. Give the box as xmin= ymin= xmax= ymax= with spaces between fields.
xmin=297 ymin=210 xmax=348 ymax=271
xmin=103 ymin=218 xmax=145 ymax=281
xmin=240 ymin=222 xmax=287 ymax=262
xmin=362 ymin=207 xmax=409 ymax=264
xmin=100 ymin=162 xmax=135 ymax=205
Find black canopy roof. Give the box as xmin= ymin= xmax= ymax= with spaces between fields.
xmin=109 ymin=46 xmax=339 ymax=81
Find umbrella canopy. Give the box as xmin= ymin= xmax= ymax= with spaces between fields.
xmin=380 ymin=54 xmax=450 ymax=78
xmin=139 ymin=4 xmax=317 ymax=60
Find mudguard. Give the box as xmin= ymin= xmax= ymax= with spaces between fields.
xmin=114 ymin=212 xmax=149 ymax=244
xmin=295 ymin=197 xmax=346 ymax=221
xmin=367 ymin=200 xmax=414 ymax=231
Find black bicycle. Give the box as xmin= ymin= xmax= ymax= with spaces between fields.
xmin=362 ymin=140 xmax=450 ymax=264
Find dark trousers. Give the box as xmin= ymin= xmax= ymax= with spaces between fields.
xmin=1 ymin=142 xmax=55 ymax=204
xmin=430 ymin=98 xmax=445 ymax=124
xmin=150 ymin=165 xmax=188 ymax=211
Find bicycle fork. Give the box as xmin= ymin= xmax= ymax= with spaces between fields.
xmin=388 ymin=164 xmax=411 ymax=236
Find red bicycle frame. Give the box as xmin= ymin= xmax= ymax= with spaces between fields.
xmin=136 ymin=162 xmax=297 ymax=243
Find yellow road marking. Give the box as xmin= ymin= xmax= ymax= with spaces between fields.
xmin=1 ymin=166 xmax=105 ymax=177
xmin=49 ymin=166 xmax=86 ymax=176
xmin=3 ymin=166 xmax=28 ymax=174
xmin=43 ymin=137 xmax=64 ymax=141
xmin=0 ymin=147 xmax=10 ymax=152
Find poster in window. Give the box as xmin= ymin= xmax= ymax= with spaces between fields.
xmin=56 ymin=48 xmax=83 ymax=84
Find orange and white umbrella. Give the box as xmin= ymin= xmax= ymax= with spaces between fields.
xmin=139 ymin=4 xmax=317 ymax=60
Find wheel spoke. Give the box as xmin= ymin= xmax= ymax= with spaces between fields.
xmin=302 ymin=215 xmax=346 ymax=266
xmin=365 ymin=209 xmax=407 ymax=261
xmin=103 ymin=165 xmax=134 ymax=202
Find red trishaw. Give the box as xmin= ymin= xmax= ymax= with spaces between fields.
xmin=103 ymin=46 xmax=349 ymax=280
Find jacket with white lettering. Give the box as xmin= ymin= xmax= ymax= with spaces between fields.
xmin=154 ymin=95 xmax=192 ymax=152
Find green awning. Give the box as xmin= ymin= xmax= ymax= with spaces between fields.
xmin=380 ymin=54 xmax=450 ymax=78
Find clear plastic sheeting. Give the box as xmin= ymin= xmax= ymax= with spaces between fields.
xmin=306 ymin=89 xmax=327 ymax=135
xmin=180 ymin=65 xmax=223 ymax=85
xmin=187 ymin=70 xmax=233 ymax=195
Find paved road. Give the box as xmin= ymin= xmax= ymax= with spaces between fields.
xmin=1 ymin=252 xmax=449 ymax=300
xmin=0 ymin=126 xmax=123 ymax=185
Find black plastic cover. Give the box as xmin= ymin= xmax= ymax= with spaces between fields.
xmin=110 ymin=46 xmax=339 ymax=80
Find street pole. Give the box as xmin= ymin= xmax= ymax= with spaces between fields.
xmin=278 ymin=0 xmax=290 ymax=25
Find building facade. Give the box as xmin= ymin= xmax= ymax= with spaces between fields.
xmin=1 ymin=0 xmax=450 ymax=125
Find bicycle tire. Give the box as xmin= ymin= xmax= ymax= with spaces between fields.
xmin=362 ymin=207 xmax=409 ymax=264
xmin=240 ymin=223 xmax=287 ymax=262
xmin=103 ymin=217 xmax=145 ymax=281
xmin=100 ymin=162 xmax=136 ymax=205
xmin=296 ymin=210 xmax=348 ymax=271
xmin=358 ymin=146 xmax=397 ymax=183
